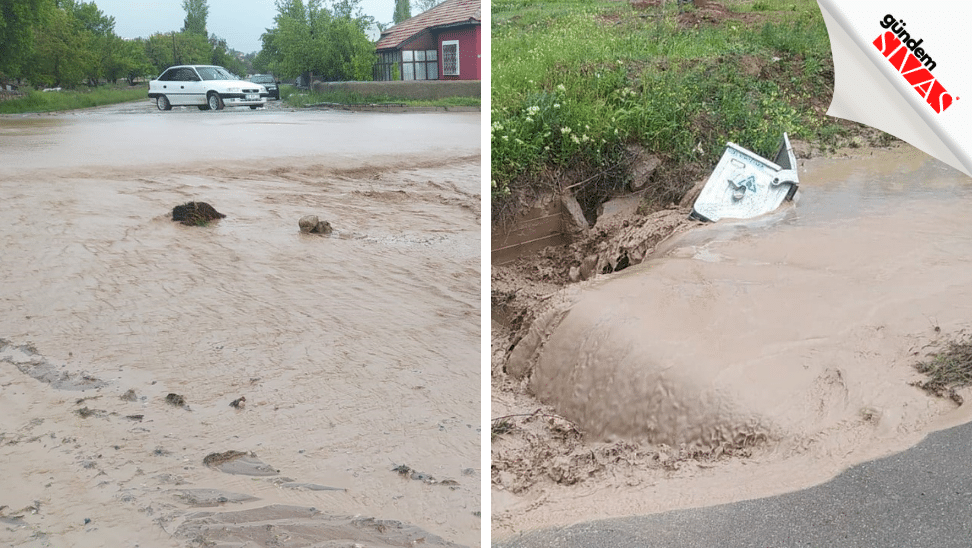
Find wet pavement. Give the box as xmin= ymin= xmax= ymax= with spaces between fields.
xmin=0 ymin=98 xmax=480 ymax=172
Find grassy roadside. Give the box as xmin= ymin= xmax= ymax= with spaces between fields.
xmin=0 ymin=86 xmax=147 ymax=114
xmin=491 ymin=0 xmax=876 ymax=214
xmin=280 ymin=85 xmax=481 ymax=108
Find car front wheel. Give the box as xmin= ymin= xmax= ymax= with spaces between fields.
xmin=207 ymin=92 xmax=224 ymax=111
xmin=156 ymin=95 xmax=171 ymax=111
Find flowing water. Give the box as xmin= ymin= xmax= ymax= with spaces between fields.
xmin=0 ymin=104 xmax=481 ymax=547
xmin=497 ymin=145 xmax=972 ymax=535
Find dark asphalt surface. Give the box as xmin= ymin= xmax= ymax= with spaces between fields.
xmin=495 ymin=419 xmax=972 ymax=548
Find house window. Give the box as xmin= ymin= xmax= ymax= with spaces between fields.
xmin=442 ymin=40 xmax=459 ymax=76
xmin=401 ymin=49 xmax=438 ymax=81
xmin=374 ymin=50 xmax=401 ymax=81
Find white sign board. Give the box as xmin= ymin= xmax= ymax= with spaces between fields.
xmin=691 ymin=133 xmax=799 ymax=222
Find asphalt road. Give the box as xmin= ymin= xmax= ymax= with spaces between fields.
xmin=495 ymin=419 xmax=972 ymax=548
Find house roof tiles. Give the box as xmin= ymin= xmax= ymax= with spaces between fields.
xmin=376 ymin=0 xmax=481 ymax=51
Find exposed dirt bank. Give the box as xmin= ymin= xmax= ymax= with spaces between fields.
xmin=491 ymin=142 xmax=972 ymax=539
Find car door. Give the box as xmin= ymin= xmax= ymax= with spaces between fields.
xmin=161 ymin=67 xmax=200 ymax=106
xmin=180 ymin=67 xmax=207 ymax=106
xmin=153 ymin=68 xmax=182 ymax=103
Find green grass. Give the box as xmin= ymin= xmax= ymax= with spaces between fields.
xmin=913 ymin=334 xmax=972 ymax=404
xmin=281 ymin=85 xmax=480 ymax=108
xmin=491 ymin=0 xmax=845 ymax=206
xmin=0 ymin=86 xmax=147 ymax=114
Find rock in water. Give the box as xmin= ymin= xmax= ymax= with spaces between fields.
xmin=172 ymin=202 xmax=226 ymax=226
xmin=298 ymin=215 xmax=319 ymax=233
xmin=298 ymin=215 xmax=333 ymax=234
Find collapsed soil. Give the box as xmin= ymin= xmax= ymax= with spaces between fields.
xmin=491 ymin=142 xmax=972 ymax=538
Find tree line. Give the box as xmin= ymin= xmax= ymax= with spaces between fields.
xmin=0 ymin=0 xmax=445 ymax=89
xmin=252 ymin=0 xmax=377 ymax=82
xmin=0 ymin=0 xmax=251 ymax=87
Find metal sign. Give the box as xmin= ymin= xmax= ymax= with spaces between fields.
xmin=691 ymin=133 xmax=799 ymax=222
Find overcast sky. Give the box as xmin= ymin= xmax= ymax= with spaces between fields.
xmin=95 ymin=0 xmax=396 ymax=54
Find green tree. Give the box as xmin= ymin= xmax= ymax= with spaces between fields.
xmin=118 ymin=38 xmax=154 ymax=85
xmin=65 ymin=0 xmax=117 ymax=85
xmin=0 ymin=0 xmax=46 ymax=77
xmin=181 ymin=0 xmax=208 ymax=35
xmin=144 ymin=32 xmax=176 ymax=72
xmin=411 ymin=0 xmax=442 ymax=14
xmin=393 ymin=0 xmax=410 ymax=24
xmin=210 ymin=34 xmax=246 ymax=76
xmin=69 ymin=0 xmax=114 ymax=36
xmin=259 ymin=0 xmax=375 ymax=82
xmin=27 ymin=0 xmax=91 ymax=87
xmin=319 ymin=16 xmax=374 ymax=81
xmin=144 ymin=31 xmax=210 ymax=73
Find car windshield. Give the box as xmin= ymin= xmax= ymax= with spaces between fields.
xmin=251 ymin=75 xmax=273 ymax=83
xmin=196 ymin=67 xmax=237 ymax=81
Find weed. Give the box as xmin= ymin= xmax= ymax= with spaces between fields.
xmin=913 ymin=334 xmax=972 ymax=404
xmin=0 ymin=86 xmax=146 ymax=114
xmin=491 ymin=419 xmax=514 ymax=441
xmin=282 ymin=87 xmax=479 ymax=108
xmin=491 ymin=0 xmax=849 ymax=206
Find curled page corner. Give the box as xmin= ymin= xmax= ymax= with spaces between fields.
xmin=817 ymin=0 xmax=971 ymax=177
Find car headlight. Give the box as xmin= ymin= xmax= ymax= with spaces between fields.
xmin=226 ymin=87 xmax=241 ymax=93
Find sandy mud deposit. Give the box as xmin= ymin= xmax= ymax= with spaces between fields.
xmin=0 ymin=108 xmax=480 ymax=547
xmin=492 ymin=144 xmax=972 ymax=538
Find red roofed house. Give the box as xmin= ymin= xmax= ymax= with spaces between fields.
xmin=374 ymin=0 xmax=481 ymax=81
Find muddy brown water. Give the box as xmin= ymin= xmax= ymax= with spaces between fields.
xmin=496 ymin=145 xmax=972 ymax=537
xmin=0 ymin=103 xmax=480 ymax=547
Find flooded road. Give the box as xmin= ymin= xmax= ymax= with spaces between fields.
xmin=0 ymin=102 xmax=481 ymax=547
xmin=495 ymin=145 xmax=972 ymax=537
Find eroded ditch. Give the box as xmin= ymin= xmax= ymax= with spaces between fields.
xmin=491 ymin=143 xmax=972 ymax=537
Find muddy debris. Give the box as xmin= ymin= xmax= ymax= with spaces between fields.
xmin=0 ymin=339 xmax=108 ymax=391
xmin=119 ymin=388 xmax=138 ymax=401
xmin=75 ymin=407 xmax=104 ymax=419
xmin=298 ymin=214 xmax=333 ymax=234
xmin=164 ymin=393 xmax=186 ymax=407
xmin=171 ymin=201 xmax=225 ymax=226
xmin=203 ymin=450 xmax=248 ymax=467
xmin=229 ymin=396 xmax=246 ymax=409
xmin=625 ymin=145 xmax=661 ymax=192
xmin=170 ymin=488 xmax=259 ymax=507
xmin=391 ymin=464 xmax=459 ymax=488
xmin=204 ymin=450 xmax=279 ymax=476
xmin=276 ymin=480 xmax=346 ymax=492
xmin=911 ymin=333 xmax=972 ymax=405
xmin=174 ymin=505 xmax=465 ymax=548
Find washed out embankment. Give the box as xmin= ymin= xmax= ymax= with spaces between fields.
xmin=493 ymin=145 xmax=972 ymax=535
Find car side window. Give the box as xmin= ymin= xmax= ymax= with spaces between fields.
xmin=176 ymin=68 xmax=198 ymax=81
xmin=159 ymin=69 xmax=175 ymax=81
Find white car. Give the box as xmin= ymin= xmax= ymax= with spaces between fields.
xmin=148 ymin=65 xmax=268 ymax=111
